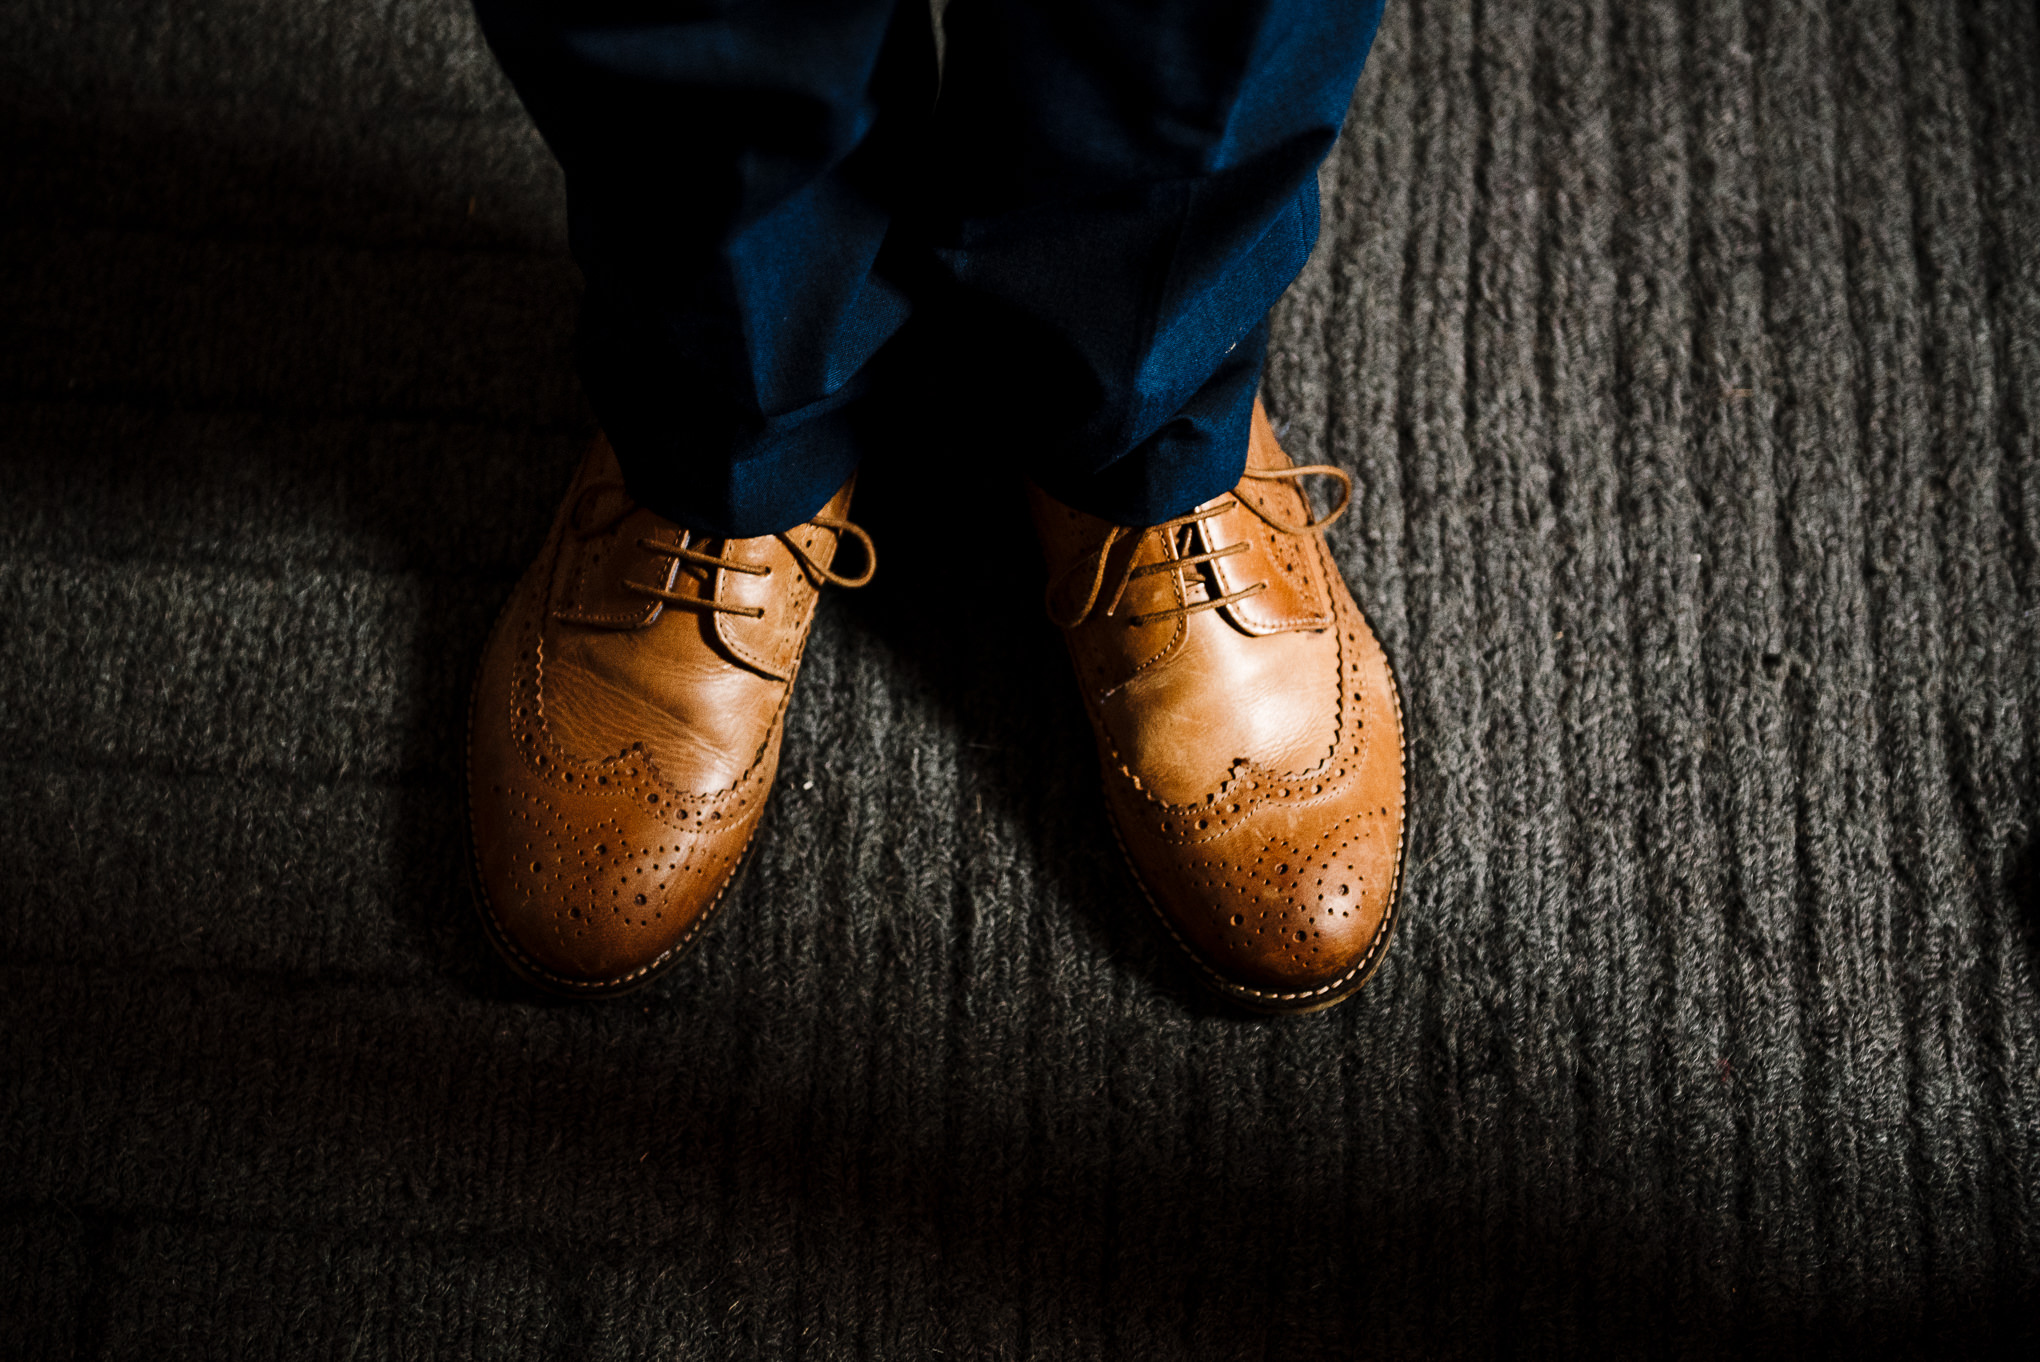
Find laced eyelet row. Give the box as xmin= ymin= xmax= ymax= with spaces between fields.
xmin=617 ymin=512 xmax=876 ymax=618
xmin=1046 ymin=462 xmax=1352 ymax=630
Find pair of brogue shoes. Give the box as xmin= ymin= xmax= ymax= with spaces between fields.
xmin=467 ymin=400 xmax=1406 ymax=1014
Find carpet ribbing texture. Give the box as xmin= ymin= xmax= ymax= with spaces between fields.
xmin=3 ymin=1 xmax=2037 ymax=1356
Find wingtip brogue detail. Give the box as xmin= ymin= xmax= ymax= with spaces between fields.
xmin=467 ymin=435 xmax=867 ymax=996
xmin=1035 ymin=399 xmax=1407 ymax=1014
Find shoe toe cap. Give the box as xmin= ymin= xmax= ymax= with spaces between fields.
xmin=1127 ymin=807 xmax=1402 ymax=1007
xmin=470 ymin=771 xmax=757 ymax=993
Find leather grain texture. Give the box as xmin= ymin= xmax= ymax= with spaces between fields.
xmin=1033 ymin=400 xmax=1406 ymax=1009
xmin=467 ymin=436 xmax=854 ymax=992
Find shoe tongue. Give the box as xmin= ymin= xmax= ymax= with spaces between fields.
xmin=552 ymin=498 xmax=708 ymax=630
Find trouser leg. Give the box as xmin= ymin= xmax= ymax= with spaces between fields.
xmin=473 ymin=0 xmax=934 ymax=537
xmin=922 ymin=0 xmax=1386 ymax=525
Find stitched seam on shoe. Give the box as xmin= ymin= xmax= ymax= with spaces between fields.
xmin=475 ymin=834 xmax=758 ymax=992
xmin=491 ymin=638 xmax=795 ymax=977
xmin=555 ymin=520 xmax=668 ymax=628
xmin=525 ymin=635 xmax=792 ymax=809
xmin=1207 ymin=483 xmax=1332 ymax=634
xmin=1103 ymin=599 xmax=1409 ymax=1006
xmin=472 ymin=800 xmax=762 ymax=994
xmin=1118 ymin=532 xmax=1357 ymax=809
xmin=1105 ymin=553 xmax=1188 ymax=690
xmin=1106 ymin=800 xmax=1399 ymax=1006
xmin=1111 ymin=680 xmax=1407 ymax=1006
xmin=466 ymin=605 xmax=770 ymax=994
xmin=713 ymin=521 xmax=823 ymax=681
xmin=1094 ymin=550 xmax=1372 ymax=823
xmin=468 ymin=519 xmax=818 ymax=992
xmin=517 ymin=525 xmax=810 ymax=807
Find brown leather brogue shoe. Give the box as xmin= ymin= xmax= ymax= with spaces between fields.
xmin=1031 ymin=399 xmax=1406 ymax=1014
xmin=467 ymin=435 xmax=873 ymax=995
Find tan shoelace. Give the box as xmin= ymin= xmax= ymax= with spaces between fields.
xmin=1046 ymin=463 xmax=1352 ymax=630
xmin=626 ymin=515 xmax=877 ymax=619
xmin=568 ymin=478 xmax=876 ymax=620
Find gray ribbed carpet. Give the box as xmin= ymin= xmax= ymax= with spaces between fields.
xmin=4 ymin=1 xmax=2037 ymax=1356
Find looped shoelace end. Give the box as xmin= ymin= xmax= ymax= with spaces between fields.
xmin=1240 ymin=463 xmax=1353 ymax=534
xmin=785 ymin=514 xmax=877 ymax=589
xmin=1044 ymin=525 xmax=1129 ymax=629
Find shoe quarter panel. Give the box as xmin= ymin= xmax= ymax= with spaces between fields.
xmin=552 ymin=507 xmax=682 ymax=630
xmin=1198 ymin=490 xmax=1333 ymax=635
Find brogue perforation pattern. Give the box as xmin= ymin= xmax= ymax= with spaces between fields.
xmin=464 ymin=466 xmax=839 ymax=993
xmin=1100 ymin=533 xmax=1381 ymax=830
xmin=1193 ymin=813 xmax=1379 ymax=968
xmin=1105 ymin=650 xmax=1409 ymax=1012
xmin=507 ymin=547 xmax=788 ymax=809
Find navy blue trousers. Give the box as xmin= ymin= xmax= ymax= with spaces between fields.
xmin=474 ymin=0 xmax=1385 ymax=537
